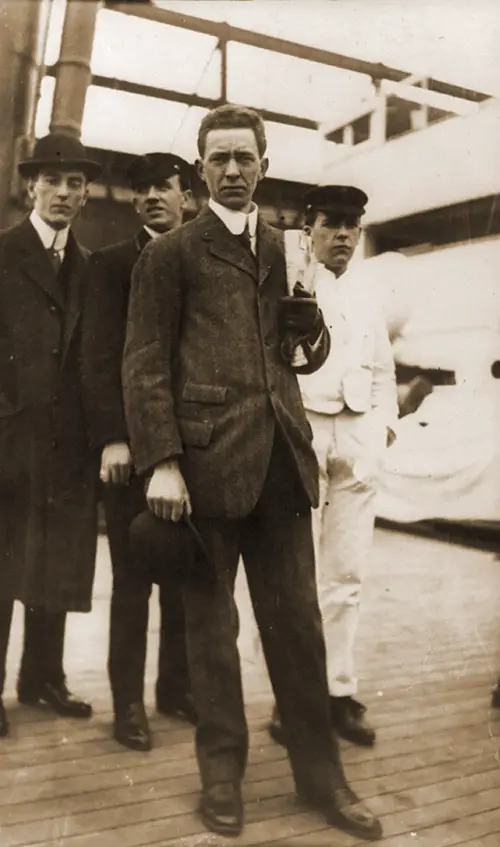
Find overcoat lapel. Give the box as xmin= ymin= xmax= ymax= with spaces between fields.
xmin=61 ymin=234 xmax=85 ymax=360
xmin=13 ymin=217 xmax=65 ymax=308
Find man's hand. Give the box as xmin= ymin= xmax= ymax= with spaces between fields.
xmin=100 ymin=442 xmax=133 ymax=485
xmin=278 ymin=283 xmax=323 ymax=343
xmin=146 ymin=459 xmax=192 ymax=522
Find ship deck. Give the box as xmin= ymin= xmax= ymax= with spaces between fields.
xmin=0 ymin=529 xmax=499 ymax=846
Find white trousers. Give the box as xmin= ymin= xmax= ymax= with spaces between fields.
xmin=309 ymin=408 xmax=386 ymax=697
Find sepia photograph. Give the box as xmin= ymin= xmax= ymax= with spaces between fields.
xmin=0 ymin=0 xmax=499 ymax=844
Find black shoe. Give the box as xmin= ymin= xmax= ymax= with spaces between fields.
xmin=157 ymin=692 xmax=198 ymax=725
xmin=492 ymin=683 xmax=500 ymax=708
xmin=19 ymin=681 xmax=92 ymax=718
xmin=299 ymin=785 xmax=382 ymax=841
xmin=114 ymin=702 xmax=151 ymax=751
xmin=0 ymin=699 xmax=8 ymax=738
xmin=199 ymin=782 xmax=243 ymax=837
xmin=331 ymin=697 xmax=376 ymax=747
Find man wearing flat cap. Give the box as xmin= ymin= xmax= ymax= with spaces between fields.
xmin=82 ymin=152 xmax=195 ymax=751
xmin=268 ymin=185 xmax=398 ymax=749
xmin=0 ymin=133 xmax=102 ymax=737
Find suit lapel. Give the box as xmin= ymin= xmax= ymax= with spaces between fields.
xmin=14 ymin=217 xmax=65 ymax=308
xmin=200 ymin=207 xmax=258 ymax=280
xmin=256 ymin=219 xmax=284 ymax=287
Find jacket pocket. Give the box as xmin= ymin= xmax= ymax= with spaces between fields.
xmin=178 ymin=418 xmax=214 ymax=448
xmin=182 ymin=382 xmax=228 ymax=404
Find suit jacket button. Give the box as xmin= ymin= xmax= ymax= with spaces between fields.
xmin=51 ymin=348 xmax=59 ymax=356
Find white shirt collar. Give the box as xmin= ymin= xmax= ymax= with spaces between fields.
xmin=208 ymin=198 xmax=258 ymax=237
xmin=143 ymin=225 xmax=163 ymax=240
xmin=29 ymin=210 xmax=69 ymax=253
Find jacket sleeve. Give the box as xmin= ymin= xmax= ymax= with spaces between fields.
xmin=122 ymin=234 xmax=184 ymax=475
xmin=371 ymin=301 xmax=399 ymax=428
xmin=81 ymin=250 xmax=129 ymax=450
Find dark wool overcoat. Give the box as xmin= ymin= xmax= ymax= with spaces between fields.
xmin=0 ymin=217 xmax=98 ymax=612
xmin=81 ymin=226 xmax=151 ymax=450
xmin=122 ymin=207 xmax=330 ymax=520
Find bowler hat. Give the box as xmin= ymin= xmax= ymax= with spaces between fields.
xmin=127 ymin=152 xmax=191 ymax=190
xmin=129 ymin=510 xmax=213 ymax=584
xmin=18 ymin=133 xmax=102 ymax=181
xmin=303 ymin=184 xmax=368 ymax=217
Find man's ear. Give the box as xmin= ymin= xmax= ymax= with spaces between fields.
xmin=80 ymin=185 xmax=89 ymax=209
xmin=195 ymin=159 xmax=206 ymax=185
xmin=258 ymin=157 xmax=269 ymax=181
xmin=26 ymin=178 xmax=36 ymax=203
xmin=181 ymin=189 xmax=192 ymax=209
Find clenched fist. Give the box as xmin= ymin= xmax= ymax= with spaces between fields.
xmin=146 ymin=459 xmax=192 ymax=522
xmin=277 ymin=282 xmax=323 ymax=342
xmin=100 ymin=442 xmax=133 ymax=485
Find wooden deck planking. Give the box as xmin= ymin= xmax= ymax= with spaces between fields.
xmin=0 ymin=529 xmax=499 ymax=846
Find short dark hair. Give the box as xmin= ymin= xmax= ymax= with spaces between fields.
xmin=197 ymin=104 xmax=267 ymax=158
xmin=303 ymin=207 xmax=362 ymax=228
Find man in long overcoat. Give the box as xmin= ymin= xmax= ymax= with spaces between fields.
xmin=122 ymin=104 xmax=381 ymax=841
xmin=0 ymin=134 xmax=100 ymax=737
xmin=82 ymin=153 xmax=196 ymax=752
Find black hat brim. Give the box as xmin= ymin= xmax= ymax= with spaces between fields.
xmin=128 ymin=510 xmax=214 ymax=584
xmin=18 ymin=157 xmax=102 ymax=181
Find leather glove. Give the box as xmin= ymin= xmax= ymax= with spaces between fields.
xmin=278 ymin=282 xmax=323 ymax=343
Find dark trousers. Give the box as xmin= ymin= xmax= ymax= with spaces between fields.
xmin=0 ymin=602 xmax=66 ymax=695
xmin=183 ymin=432 xmax=346 ymax=796
xmin=104 ymin=479 xmax=190 ymax=712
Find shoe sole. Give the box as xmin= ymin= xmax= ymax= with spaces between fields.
xmin=328 ymin=809 xmax=383 ymax=841
xmin=335 ymin=728 xmax=376 ymax=747
xmin=18 ymin=694 xmax=92 ymax=718
xmin=199 ymin=806 xmax=243 ymax=837
xmin=114 ymin=732 xmax=152 ymax=752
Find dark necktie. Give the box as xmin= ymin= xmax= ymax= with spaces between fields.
xmin=47 ymin=245 xmax=62 ymax=274
xmin=239 ymin=221 xmax=255 ymax=258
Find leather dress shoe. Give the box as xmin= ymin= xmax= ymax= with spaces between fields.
xmin=18 ymin=682 xmax=92 ymax=718
xmin=492 ymin=682 xmax=500 ymax=708
xmin=299 ymin=785 xmax=382 ymax=841
xmin=114 ymin=702 xmax=151 ymax=751
xmin=0 ymin=699 xmax=8 ymax=738
xmin=157 ymin=692 xmax=198 ymax=726
xmin=199 ymin=781 xmax=243 ymax=837
xmin=331 ymin=697 xmax=376 ymax=747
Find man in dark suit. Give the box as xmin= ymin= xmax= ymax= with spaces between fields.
xmin=82 ymin=153 xmax=196 ymax=751
xmin=122 ymin=105 xmax=381 ymax=841
xmin=0 ymin=134 xmax=101 ymax=737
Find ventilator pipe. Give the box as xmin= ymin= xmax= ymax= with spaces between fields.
xmin=50 ymin=0 xmax=103 ymax=138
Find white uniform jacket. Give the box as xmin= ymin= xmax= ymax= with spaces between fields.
xmin=299 ymin=263 xmax=399 ymax=429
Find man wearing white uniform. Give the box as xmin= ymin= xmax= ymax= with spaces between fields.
xmin=269 ymin=185 xmax=398 ymax=748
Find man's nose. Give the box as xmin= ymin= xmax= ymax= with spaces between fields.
xmin=56 ymin=181 xmax=69 ymax=197
xmin=146 ymin=185 xmax=159 ymax=200
xmin=224 ymin=157 xmax=240 ymax=178
xmin=336 ymin=225 xmax=349 ymax=238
